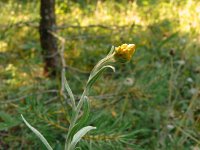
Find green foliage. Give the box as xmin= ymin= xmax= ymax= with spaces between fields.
xmin=0 ymin=0 xmax=200 ymax=149
xmin=21 ymin=115 xmax=53 ymax=150
xmin=0 ymin=111 xmax=20 ymax=130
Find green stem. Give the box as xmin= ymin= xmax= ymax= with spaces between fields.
xmin=64 ymin=90 xmax=87 ymax=150
xmin=64 ymin=52 xmax=115 ymax=150
xmin=90 ymin=53 xmax=115 ymax=78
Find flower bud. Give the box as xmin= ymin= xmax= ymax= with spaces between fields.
xmin=114 ymin=44 xmax=136 ymax=63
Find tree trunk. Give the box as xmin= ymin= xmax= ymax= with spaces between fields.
xmin=39 ymin=0 xmax=60 ymax=77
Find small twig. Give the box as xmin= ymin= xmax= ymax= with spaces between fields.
xmin=38 ymin=115 xmax=68 ymax=132
xmin=48 ymin=31 xmax=66 ymax=67
xmin=0 ymin=20 xmax=38 ymax=31
xmin=173 ymin=124 xmax=200 ymax=145
xmin=44 ymin=96 xmax=59 ymax=105
xmin=0 ymin=90 xmax=58 ymax=104
xmin=48 ymin=30 xmax=66 ymax=93
xmin=64 ymin=35 xmax=108 ymax=40
xmin=89 ymin=93 xmax=118 ymax=100
xmin=1 ymin=20 xmax=138 ymax=31
xmin=175 ymin=93 xmax=199 ymax=136
xmin=48 ymin=30 xmax=76 ymax=118
xmin=65 ymin=65 xmax=90 ymax=74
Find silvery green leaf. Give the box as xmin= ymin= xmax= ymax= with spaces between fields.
xmin=107 ymin=46 xmax=115 ymax=56
xmin=62 ymin=69 xmax=76 ymax=109
xmin=90 ymin=53 xmax=114 ymax=77
xmin=69 ymin=126 xmax=96 ymax=150
xmin=21 ymin=115 xmax=53 ymax=150
xmin=68 ymin=96 xmax=90 ymax=141
xmin=87 ymin=65 xmax=115 ymax=92
xmin=78 ymin=96 xmax=90 ymax=126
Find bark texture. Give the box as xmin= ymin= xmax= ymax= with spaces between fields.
xmin=39 ymin=0 xmax=60 ymax=77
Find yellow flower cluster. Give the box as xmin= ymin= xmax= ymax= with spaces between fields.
xmin=114 ymin=44 xmax=136 ymax=63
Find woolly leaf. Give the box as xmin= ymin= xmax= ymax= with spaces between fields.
xmin=21 ymin=115 xmax=53 ymax=150
xmin=107 ymin=45 xmax=115 ymax=56
xmin=86 ymin=65 xmax=115 ymax=92
xmin=68 ymin=96 xmax=90 ymax=141
xmin=62 ymin=69 xmax=76 ymax=109
xmin=69 ymin=126 xmax=96 ymax=150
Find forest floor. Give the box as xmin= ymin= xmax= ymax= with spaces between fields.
xmin=0 ymin=0 xmax=200 ymax=149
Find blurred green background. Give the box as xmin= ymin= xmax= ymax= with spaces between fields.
xmin=0 ymin=0 xmax=200 ymax=149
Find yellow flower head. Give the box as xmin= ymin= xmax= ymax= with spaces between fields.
xmin=114 ymin=44 xmax=136 ymax=63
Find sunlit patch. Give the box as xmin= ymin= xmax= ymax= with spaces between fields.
xmin=0 ymin=41 xmax=8 ymax=52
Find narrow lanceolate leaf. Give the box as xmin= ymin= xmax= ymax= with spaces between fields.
xmin=107 ymin=46 xmax=115 ymax=56
xmin=62 ymin=69 xmax=76 ymax=109
xmin=77 ymin=96 xmax=90 ymax=127
xmin=90 ymin=48 xmax=114 ymax=77
xmin=67 ymin=96 xmax=90 ymax=141
xmin=21 ymin=115 xmax=53 ymax=150
xmin=87 ymin=65 xmax=115 ymax=92
xmin=68 ymin=126 xmax=96 ymax=150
